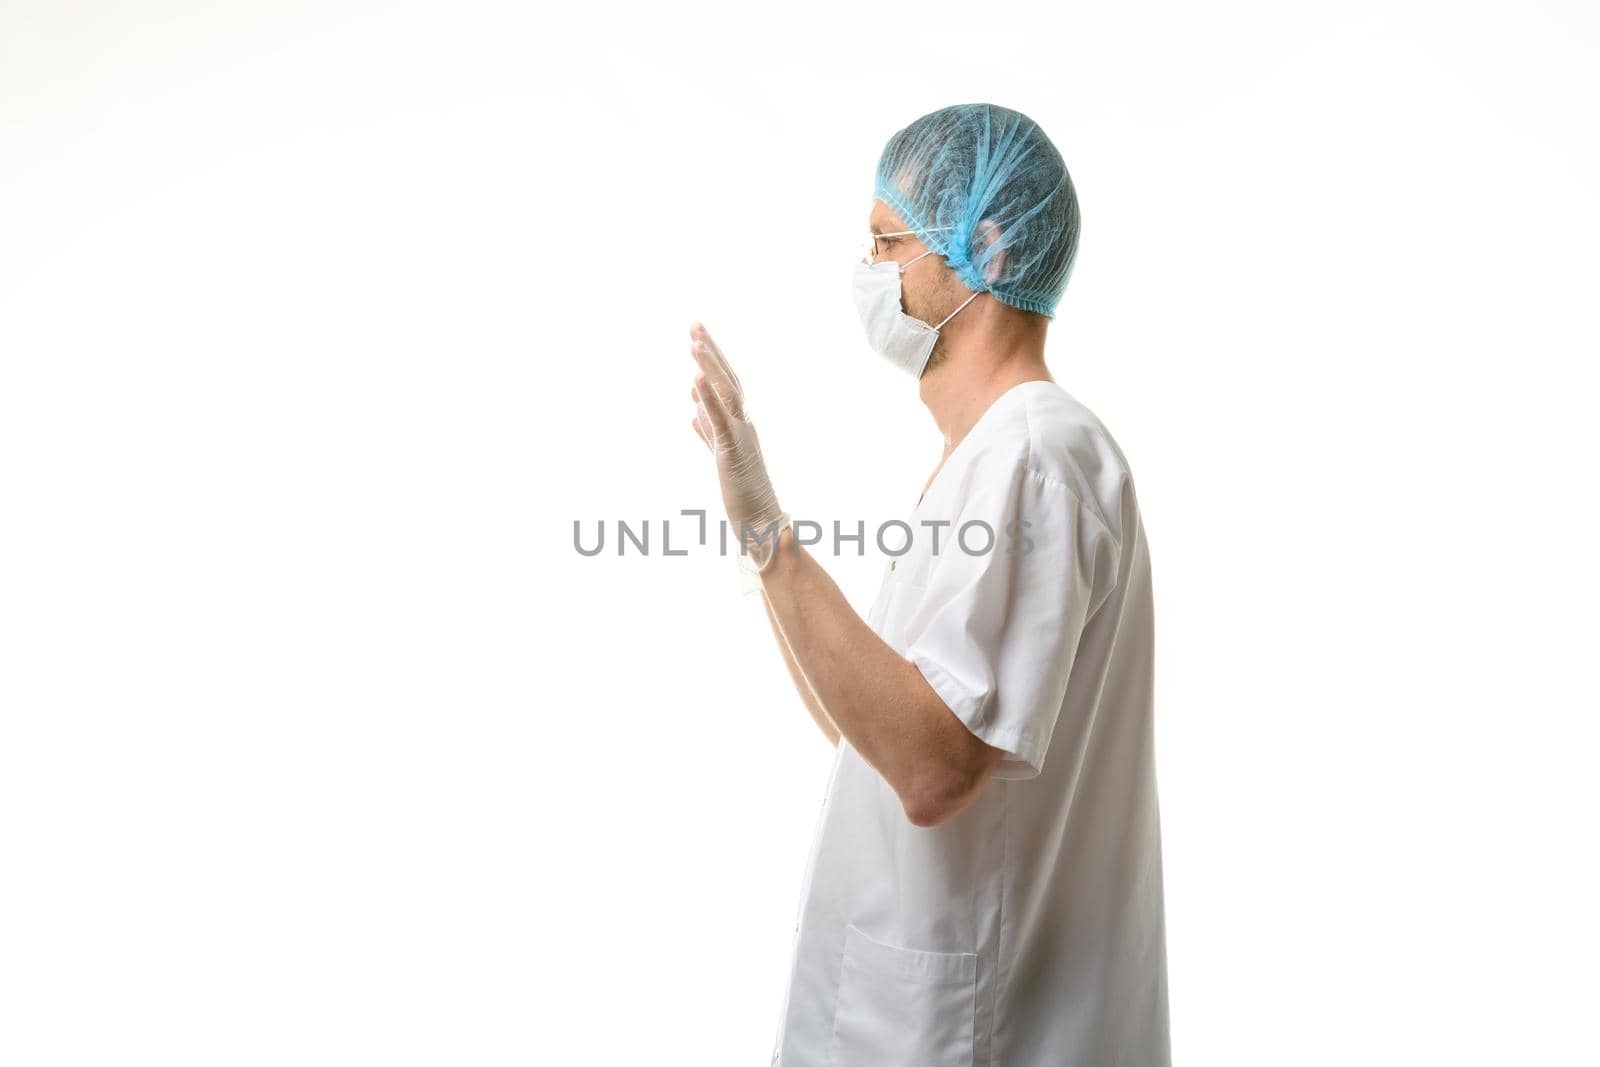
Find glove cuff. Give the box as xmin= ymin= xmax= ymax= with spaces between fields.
xmin=736 ymin=510 xmax=793 ymax=581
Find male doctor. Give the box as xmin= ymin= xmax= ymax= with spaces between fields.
xmin=687 ymin=103 xmax=1171 ymax=1067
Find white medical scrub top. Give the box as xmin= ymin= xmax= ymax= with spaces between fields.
xmin=769 ymin=380 xmax=1170 ymax=1067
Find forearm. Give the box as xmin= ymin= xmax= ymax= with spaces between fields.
xmin=757 ymin=527 xmax=967 ymax=817
xmin=761 ymin=587 xmax=840 ymax=747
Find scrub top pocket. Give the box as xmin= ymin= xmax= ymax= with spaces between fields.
xmin=824 ymin=923 xmax=977 ymax=1067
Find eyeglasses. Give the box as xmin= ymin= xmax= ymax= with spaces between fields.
xmin=859 ymin=226 xmax=954 ymax=265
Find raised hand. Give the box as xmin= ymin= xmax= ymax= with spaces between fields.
xmin=687 ymin=322 xmax=788 ymax=569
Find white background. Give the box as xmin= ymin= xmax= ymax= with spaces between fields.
xmin=3 ymin=1 xmax=1597 ymax=1063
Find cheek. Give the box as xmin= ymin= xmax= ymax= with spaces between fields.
xmin=901 ymin=274 xmax=939 ymax=315
xmin=901 ymin=283 xmax=929 ymax=319
xmin=908 ymin=275 xmax=958 ymax=318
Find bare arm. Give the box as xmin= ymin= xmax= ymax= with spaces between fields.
xmin=684 ymin=321 xmax=999 ymax=824
xmin=757 ymin=527 xmax=1004 ymax=826
xmin=761 ymin=586 xmax=840 ymax=748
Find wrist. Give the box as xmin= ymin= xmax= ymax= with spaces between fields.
xmin=737 ymin=511 xmax=794 ymax=576
xmin=754 ymin=521 xmax=800 ymax=579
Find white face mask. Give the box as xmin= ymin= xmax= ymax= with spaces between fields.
xmin=852 ymin=248 xmax=982 ymax=380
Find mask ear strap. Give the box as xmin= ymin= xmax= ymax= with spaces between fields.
xmin=934 ymin=289 xmax=982 ymax=329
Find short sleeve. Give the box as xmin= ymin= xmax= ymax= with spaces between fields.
xmin=903 ymin=453 xmax=1103 ymax=781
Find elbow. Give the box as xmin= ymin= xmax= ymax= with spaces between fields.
xmin=902 ymin=795 xmax=940 ymax=828
xmin=901 ymin=766 xmax=975 ymax=829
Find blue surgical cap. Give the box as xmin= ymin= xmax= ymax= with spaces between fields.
xmin=873 ymin=103 xmax=1080 ymax=319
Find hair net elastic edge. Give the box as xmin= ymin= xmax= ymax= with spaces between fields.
xmin=872 ymin=185 xmax=1060 ymax=321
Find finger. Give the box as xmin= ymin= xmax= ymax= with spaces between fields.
xmin=689 ymin=382 xmax=725 ymax=441
xmin=689 ymin=380 xmax=713 ymax=446
xmin=694 ymin=325 xmax=744 ymax=398
xmin=690 ymin=323 xmax=745 ymax=399
xmin=693 ymin=373 xmax=733 ymax=444
xmin=694 ymin=399 xmax=721 ymax=448
xmin=689 ymin=343 xmax=736 ymax=417
xmin=690 ymin=380 xmax=725 ymax=427
xmin=690 ymin=340 xmax=746 ymax=420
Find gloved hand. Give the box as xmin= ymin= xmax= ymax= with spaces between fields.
xmin=687 ymin=322 xmax=790 ymax=571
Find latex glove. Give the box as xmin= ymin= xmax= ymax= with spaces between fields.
xmin=687 ymin=322 xmax=790 ymax=570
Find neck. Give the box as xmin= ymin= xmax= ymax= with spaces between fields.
xmin=918 ymin=306 xmax=1053 ymax=458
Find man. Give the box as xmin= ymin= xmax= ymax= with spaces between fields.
xmin=688 ymin=103 xmax=1170 ymax=1067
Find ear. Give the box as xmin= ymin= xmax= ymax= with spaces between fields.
xmin=975 ymin=219 xmax=1006 ymax=286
